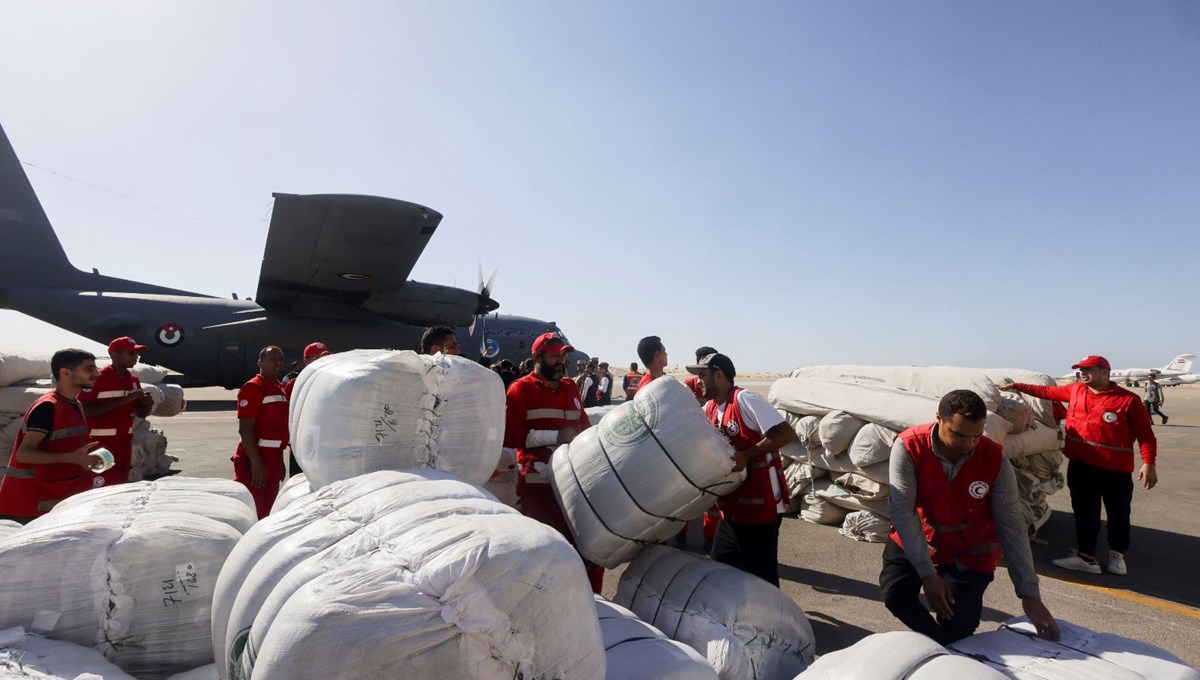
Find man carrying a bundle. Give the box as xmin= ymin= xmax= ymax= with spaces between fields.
xmin=233 ymin=346 xmax=290 ymax=519
xmin=80 ymin=336 xmax=154 ymax=486
xmin=882 ymin=389 xmax=1059 ymax=644
xmin=503 ymin=331 xmax=603 ymax=592
xmin=688 ymin=352 xmax=795 ymax=586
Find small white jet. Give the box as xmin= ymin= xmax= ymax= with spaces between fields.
xmin=1063 ymin=354 xmax=1197 ymax=387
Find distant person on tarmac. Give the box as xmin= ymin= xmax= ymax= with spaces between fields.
xmin=882 ymin=389 xmax=1059 ymax=645
xmin=420 ymin=326 xmax=461 ymax=356
xmin=1003 ymin=355 xmax=1156 ymax=576
xmin=80 ymin=336 xmax=154 ymax=486
xmin=1143 ymin=375 xmax=1167 ymax=425
xmin=0 ymin=349 xmax=104 ymax=523
xmin=634 ymin=336 xmax=668 ymax=393
xmin=233 ymin=346 xmax=290 ymax=519
xmin=622 ymin=362 xmax=644 ymax=400
xmin=595 ymin=363 xmax=614 ymax=406
xmin=683 ymin=346 xmax=717 ymax=403
xmin=578 ymin=360 xmax=599 ymax=407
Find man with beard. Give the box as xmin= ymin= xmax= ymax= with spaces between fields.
xmin=502 ymin=332 xmax=603 ymax=592
xmin=233 ymin=346 xmax=290 ymax=519
xmin=79 ymin=336 xmax=154 ymax=486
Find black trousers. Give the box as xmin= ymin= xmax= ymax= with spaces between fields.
xmin=1067 ymin=459 xmax=1133 ymax=557
xmin=879 ymin=540 xmax=994 ymax=645
xmin=711 ymin=515 xmax=782 ymax=586
xmin=1144 ymin=401 xmax=1167 ymax=423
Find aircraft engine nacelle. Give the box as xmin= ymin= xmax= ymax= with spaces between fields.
xmin=360 ymin=281 xmax=487 ymax=327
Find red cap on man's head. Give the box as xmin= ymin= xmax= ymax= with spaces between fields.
xmin=108 ymin=336 xmax=147 ymax=353
xmin=304 ymin=342 xmax=331 ymax=359
xmin=531 ymin=332 xmax=574 ymax=355
xmin=1071 ymin=355 xmax=1111 ymax=370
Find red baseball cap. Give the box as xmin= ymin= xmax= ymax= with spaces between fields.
xmin=531 ymin=332 xmax=574 ymax=354
xmin=1071 ymin=355 xmax=1111 ymax=370
xmin=108 ymin=336 xmax=147 ymax=353
xmin=304 ymin=342 xmax=332 ymax=359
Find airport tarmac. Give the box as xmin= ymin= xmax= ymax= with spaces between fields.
xmin=158 ymin=380 xmax=1200 ymax=666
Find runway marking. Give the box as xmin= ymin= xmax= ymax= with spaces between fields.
xmin=1040 ymin=570 xmax=1200 ymax=620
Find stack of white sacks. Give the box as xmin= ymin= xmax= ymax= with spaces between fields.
xmin=0 ymin=352 xmax=185 ymax=481
xmin=768 ymin=365 xmax=1066 ymax=541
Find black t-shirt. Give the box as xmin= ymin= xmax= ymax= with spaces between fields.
xmin=24 ymin=397 xmax=83 ymax=435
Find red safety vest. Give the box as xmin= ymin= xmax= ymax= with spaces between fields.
xmin=889 ymin=422 xmax=1003 ymax=573
xmin=0 ymin=391 xmax=96 ymax=518
xmin=623 ymin=371 xmax=644 ymax=398
xmin=705 ymin=387 xmax=788 ymax=524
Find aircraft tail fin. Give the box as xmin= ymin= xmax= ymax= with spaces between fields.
xmin=1164 ymin=354 xmax=1196 ymax=374
xmin=0 ymin=123 xmax=81 ymax=286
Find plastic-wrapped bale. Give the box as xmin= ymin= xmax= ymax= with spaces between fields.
xmin=142 ymin=383 xmax=166 ymax=410
xmin=0 ymin=520 xmax=20 ymax=541
xmin=484 ymin=445 xmax=519 ymax=508
xmin=795 ymin=630 xmax=1005 ymax=679
xmin=212 ymin=469 xmax=605 ymax=680
xmin=788 ymin=364 xmax=1004 ymax=412
xmin=594 ymin=596 xmax=717 ymax=680
xmin=817 ymin=410 xmax=866 ymax=457
xmin=130 ymin=363 xmax=170 ymax=385
xmin=1011 ymin=450 xmax=1065 ymax=536
xmin=615 ymin=545 xmax=814 ymax=680
xmin=586 ymin=404 xmax=621 ymax=425
xmin=150 ymin=477 xmax=255 ymax=511
xmin=838 ymin=510 xmax=891 ymax=543
xmin=550 ymin=377 xmax=743 ymax=568
xmin=0 ymin=626 xmax=138 ymax=680
xmin=130 ymin=419 xmax=173 ymax=482
xmin=0 ymin=386 xmax=48 ymax=414
xmin=164 ymin=665 xmax=219 ymax=680
xmin=1000 ymin=422 xmax=1060 ymax=460
xmin=801 ymin=478 xmax=849 ymax=526
xmin=269 ymin=473 xmax=312 ymax=515
xmin=948 ymin=617 xmax=1200 ymax=680
xmin=289 ymin=349 xmax=505 ymax=489
xmin=151 ymin=384 xmax=186 ymax=417
xmin=769 ymin=378 xmax=1012 ymax=444
xmin=978 ymin=368 xmax=1060 ymax=428
xmin=0 ymin=484 xmax=253 ymax=679
xmin=0 ymin=419 xmax=22 ymax=464
xmin=848 ymin=423 xmax=897 ymax=468
xmin=0 ymin=354 xmax=50 ymax=388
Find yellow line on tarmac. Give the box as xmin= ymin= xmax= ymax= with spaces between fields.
xmin=1040 ymin=571 xmax=1200 ymax=620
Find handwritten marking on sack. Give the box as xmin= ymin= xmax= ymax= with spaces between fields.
xmin=374 ymin=403 xmax=399 ymax=443
xmin=162 ymin=563 xmax=199 ymax=608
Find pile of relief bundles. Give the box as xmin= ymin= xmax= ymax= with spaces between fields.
xmin=616 ymin=545 xmax=815 ymax=680
xmin=212 ymin=469 xmax=605 ymax=680
xmin=0 ymin=625 xmax=139 ymax=680
xmin=769 ymin=365 xmax=1064 ymax=539
xmin=550 ymin=377 xmax=744 ymax=567
xmin=0 ymin=478 xmax=256 ymax=679
xmin=288 ymin=349 xmax=505 ymax=490
xmin=0 ymin=353 xmax=49 ymax=457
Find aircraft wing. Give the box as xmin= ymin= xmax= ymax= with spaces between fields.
xmin=255 ymin=194 xmax=443 ymax=317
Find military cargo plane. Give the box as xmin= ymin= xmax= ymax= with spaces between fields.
xmin=0 ymin=123 xmax=586 ymax=387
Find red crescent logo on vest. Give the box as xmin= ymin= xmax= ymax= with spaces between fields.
xmin=1102 ymin=411 xmax=1118 ymax=424
xmin=725 ymin=420 xmax=740 ymax=436
xmin=968 ymin=480 xmax=990 ymax=499
xmin=92 ymin=476 xmax=106 ymax=488
xmin=156 ymin=323 xmax=185 ymax=347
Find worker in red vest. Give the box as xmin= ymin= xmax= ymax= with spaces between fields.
xmin=882 ymin=389 xmax=1059 ymax=644
xmin=688 ymin=352 xmax=795 ymax=586
xmin=80 ymin=336 xmax=154 ymax=485
xmin=0 ymin=349 xmax=104 ymax=522
xmin=503 ymin=331 xmax=603 ymax=593
xmin=621 ymin=362 xmax=643 ymax=401
xmin=233 ymin=346 xmax=290 ymax=519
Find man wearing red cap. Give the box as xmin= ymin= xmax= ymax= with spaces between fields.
xmin=79 ymin=337 xmax=154 ymax=486
xmin=1003 ymin=355 xmax=1157 ymax=575
xmin=283 ymin=342 xmax=331 ymax=401
xmin=503 ymin=331 xmax=604 ymax=592
xmin=233 ymin=346 xmax=290 ymax=518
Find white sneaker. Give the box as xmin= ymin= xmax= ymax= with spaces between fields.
xmin=1052 ymin=554 xmax=1101 ymax=574
xmin=1108 ymin=550 xmax=1127 ymax=575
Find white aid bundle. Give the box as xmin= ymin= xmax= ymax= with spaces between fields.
xmin=269 ymin=473 xmax=312 ymax=515
xmin=788 ymin=364 xmax=1004 ymax=412
xmin=838 ymin=510 xmax=891 ymax=543
xmin=0 ymin=386 xmax=48 ymax=414
xmin=817 ymin=475 xmax=890 ymax=519
xmin=0 ymin=521 xmax=20 ymax=541
xmin=289 ymin=349 xmax=505 ymax=489
xmin=999 ymin=421 xmax=1060 ymax=460
xmin=0 ymin=354 xmax=50 ymax=388
xmin=141 ymin=383 xmax=166 ymax=409
xmin=130 ymin=419 xmax=173 ymax=482
xmin=0 ymin=626 xmax=138 ymax=680
xmin=0 ymin=484 xmax=253 ymax=679
xmin=784 ymin=460 xmax=817 ymax=512
xmin=164 ymin=666 xmax=219 ymax=680
xmin=818 ymin=410 xmax=866 ymax=457
xmin=616 ymin=546 xmax=814 ymax=680
xmin=795 ymin=630 xmax=1005 ymax=679
xmin=996 ymin=395 xmax=1033 ymax=434
xmin=769 ymin=378 xmax=1012 ymax=443
xmin=847 ymin=423 xmax=897 ymax=468
xmin=785 ymin=413 xmax=822 ymax=450
xmin=212 ymin=469 xmax=605 ymax=680
xmin=594 ymin=597 xmax=717 ymax=680
xmin=550 ymin=377 xmax=743 ymax=568
xmin=978 ymin=368 xmax=1060 ymax=428
xmin=152 ymin=384 xmax=186 ymax=418
xmin=130 ymin=363 xmax=170 ymax=385
xmin=801 ymin=478 xmax=848 ymax=526
xmin=949 ymin=617 xmax=1200 ymax=680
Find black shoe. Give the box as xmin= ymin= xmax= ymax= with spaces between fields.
xmin=1163 ymin=416 xmax=1169 ymax=425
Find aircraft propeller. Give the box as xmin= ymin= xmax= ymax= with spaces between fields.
xmin=471 ymin=262 xmax=501 ymax=358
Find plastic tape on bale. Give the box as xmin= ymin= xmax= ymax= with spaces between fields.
xmin=818 ymin=410 xmax=866 ymax=457
xmin=211 ymin=469 xmax=605 ymax=680
xmin=0 ymin=486 xmax=254 ymax=680
xmin=787 ymin=364 xmax=1004 ymax=412
xmin=0 ymin=627 xmax=139 ymax=680
xmin=289 ymin=349 xmax=505 ymax=490
xmin=595 ymin=596 xmax=718 ymax=680
xmin=769 ymin=378 xmax=1013 ymax=444
xmin=269 ymin=473 xmax=312 ymax=515
xmin=550 ymin=377 xmax=742 ymax=568
xmin=847 ymin=423 xmax=897 ymax=468
xmin=615 ymin=545 xmax=815 ymax=680
xmin=795 ymin=630 xmax=1005 ymax=680
xmin=949 ymin=617 xmax=1200 ymax=680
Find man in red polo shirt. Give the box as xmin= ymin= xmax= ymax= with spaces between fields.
xmin=882 ymin=389 xmax=1058 ymax=644
xmin=233 ymin=346 xmax=290 ymax=518
xmin=1003 ymin=355 xmax=1156 ymax=576
xmin=80 ymin=336 xmax=154 ymax=486
xmin=503 ymin=331 xmax=603 ymax=592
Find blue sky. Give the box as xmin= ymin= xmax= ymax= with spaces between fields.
xmin=2 ymin=2 xmax=1198 ymax=375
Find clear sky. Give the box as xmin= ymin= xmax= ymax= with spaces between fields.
xmin=2 ymin=2 xmax=1198 ymax=375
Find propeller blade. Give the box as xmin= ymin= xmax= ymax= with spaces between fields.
xmin=484 ymin=268 xmax=498 ymax=297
